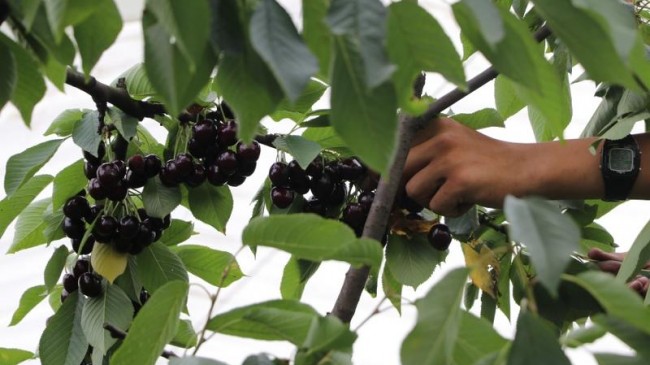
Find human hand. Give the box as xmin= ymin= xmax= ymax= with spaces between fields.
xmin=588 ymin=248 xmax=650 ymax=296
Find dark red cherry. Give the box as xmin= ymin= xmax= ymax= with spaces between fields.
xmin=327 ymin=183 xmax=347 ymax=206
xmin=237 ymin=161 xmax=256 ymax=177
xmin=306 ymin=158 xmax=323 ymax=178
xmin=220 ymin=102 xmax=235 ymax=119
xmin=358 ymin=191 xmax=375 ymax=211
xmin=63 ymin=273 xmax=78 ymax=292
xmin=303 ymin=198 xmax=327 ymax=216
xmin=342 ymin=203 xmax=367 ymax=231
xmin=96 ymin=163 xmax=120 ymax=188
xmin=106 ymin=180 xmax=128 ymax=202
xmin=127 ymin=154 xmax=146 ymax=175
xmin=84 ymin=161 xmax=99 ymax=180
xmin=269 ymin=162 xmax=289 ymax=187
xmin=83 ymin=142 xmax=105 ymax=164
xmin=192 ymin=120 xmax=218 ymax=145
xmin=118 ymin=215 xmax=140 ymax=240
xmin=217 ymin=121 xmax=238 ymax=147
xmin=63 ymin=217 xmax=85 ymax=239
xmin=73 ymin=258 xmax=91 ymax=278
xmin=227 ymin=173 xmax=246 ymax=187
xmin=428 ymin=224 xmax=452 ymax=251
xmin=63 ymin=196 xmax=91 ymax=221
xmin=93 ymin=216 xmax=118 ymax=241
xmin=113 ymin=160 xmax=126 ymax=178
xmin=185 ymin=164 xmax=206 ymax=188
xmin=174 ymin=153 xmax=194 ymax=178
xmin=87 ymin=178 xmax=107 ymax=200
xmin=144 ymin=154 xmax=162 ymax=178
xmin=78 ymin=273 xmax=102 ymax=297
xmin=85 ymin=205 xmax=103 ymax=224
xmin=71 ymin=235 xmax=95 ymax=255
xmin=216 ymin=150 xmax=238 ymax=175
xmin=289 ymin=173 xmax=310 ymax=195
xmin=112 ymin=237 xmax=133 ymax=254
xmin=339 ymin=157 xmax=365 ymax=181
xmin=310 ymin=174 xmax=334 ymax=201
xmin=236 ymin=141 xmax=261 ymax=162
xmin=206 ymin=164 xmax=228 ymax=186
xmin=125 ymin=170 xmax=147 ymax=189
xmin=271 ymin=187 xmax=294 ymax=209
xmin=187 ymin=137 xmax=207 ymax=158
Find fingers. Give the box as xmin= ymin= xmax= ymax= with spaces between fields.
xmin=594 ymin=260 xmax=622 ymax=274
xmin=588 ymin=248 xmax=627 ymax=262
xmin=628 ymin=275 xmax=649 ymax=296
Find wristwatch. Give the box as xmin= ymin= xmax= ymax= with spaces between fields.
xmin=600 ymin=135 xmax=641 ymax=201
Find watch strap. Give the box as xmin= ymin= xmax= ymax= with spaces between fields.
xmin=600 ymin=135 xmax=641 ymax=202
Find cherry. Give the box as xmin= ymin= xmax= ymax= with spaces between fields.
xmin=113 ymin=237 xmax=133 ymax=254
xmin=159 ymin=160 xmax=181 ymax=187
xmin=63 ymin=273 xmax=78 ymax=292
xmin=271 ymin=187 xmax=294 ymax=209
xmin=106 ymin=180 xmax=128 ymax=202
xmin=127 ymin=154 xmax=146 ymax=175
xmin=140 ymin=289 xmax=150 ymax=304
xmin=342 ymin=203 xmax=367 ymax=232
xmin=206 ymin=164 xmax=228 ymax=186
xmin=125 ymin=170 xmax=147 ymax=189
xmin=78 ymin=272 xmax=102 ymax=297
xmin=428 ymin=224 xmax=452 ymax=251
xmin=192 ymin=120 xmax=218 ymax=145
xmin=358 ymin=173 xmax=379 ymax=192
xmin=237 ymin=161 xmax=256 ymax=177
xmin=236 ymin=141 xmax=261 ymax=162
xmin=185 ymin=164 xmax=207 ymax=188
xmin=72 ymin=235 xmax=95 ymax=255
xmin=327 ymin=183 xmax=347 ymax=206
xmin=174 ymin=153 xmax=194 ymax=178
xmin=289 ymin=173 xmax=310 ymax=194
xmin=137 ymin=208 xmax=149 ymax=220
xmin=306 ymin=159 xmax=323 ymax=178
xmin=220 ymin=102 xmax=235 ymax=119
xmin=87 ymin=178 xmax=107 ymax=200
xmin=73 ymin=258 xmax=91 ymax=278
xmin=118 ymin=216 xmax=140 ymax=240
xmin=310 ymin=173 xmax=334 ymax=201
xmin=339 ymin=157 xmax=365 ymax=181
xmin=85 ymin=205 xmax=103 ymax=224
xmin=358 ymin=191 xmax=375 ymax=211
xmin=63 ymin=196 xmax=91 ymax=221
xmin=324 ymin=163 xmax=341 ymax=183
xmin=217 ymin=121 xmax=238 ymax=146
xmin=227 ymin=173 xmax=246 ymax=187
xmin=113 ymin=160 xmax=127 ymax=178
xmin=144 ymin=154 xmax=162 ymax=177
xmin=63 ymin=217 xmax=85 ymax=239
xmin=83 ymin=142 xmax=105 ymax=164
xmin=143 ymin=217 xmax=164 ymax=231
xmin=93 ymin=216 xmax=118 ymax=241
xmin=188 ymin=137 xmax=207 ymax=158
xmin=303 ymin=198 xmax=327 ymax=216
xmin=96 ymin=162 xmax=121 ymax=188
xmin=84 ymin=161 xmax=99 ymax=180
xmin=269 ymin=162 xmax=289 ymax=187
xmin=216 ymin=150 xmax=238 ymax=175
xmin=152 ymin=229 xmax=162 ymax=242
xmin=134 ymin=224 xmax=155 ymax=249
xmin=162 ymin=214 xmax=171 ymax=229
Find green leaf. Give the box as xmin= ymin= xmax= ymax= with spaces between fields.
xmin=385 ymin=234 xmax=447 ymax=288
xmin=136 ymin=242 xmax=189 ymax=294
xmin=401 ymin=268 xmax=468 ymax=365
xmin=530 ymin=0 xmax=648 ymax=90
xmin=81 ymin=284 xmax=133 ymax=355
xmin=174 ymin=245 xmax=243 ymax=287
xmin=0 ymin=175 xmax=52 ymax=239
xmin=8 ymin=198 xmax=51 ymax=253
xmin=44 ymin=109 xmax=87 ymax=137
xmin=0 ymin=39 xmax=17 ymax=111
xmin=616 ymin=219 xmax=650 ymax=283
xmin=329 ymin=36 xmax=397 ymax=174
xmin=386 ymin=1 xmax=466 ymax=111
xmin=0 ymin=35 xmax=46 ymax=126
xmin=73 ymin=0 xmax=122 ymax=75
xmin=108 ymin=108 xmax=138 ymax=140
xmin=170 ymin=357 xmax=228 ymax=365
xmin=250 ymin=0 xmax=318 ymax=102
xmin=453 ymin=1 xmax=570 ymax=138
xmin=592 ymin=315 xmax=650 ymax=359
xmin=494 ymin=75 xmax=525 ymax=119
xmin=562 ymin=324 xmax=606 ymax=348
xmin=327 ymin=0 xmax=395 ymax=88
xmin=564 ymin=271 xmax=650 ymax=334
xmin=187 ymin=183 xmax=233 ymax=234
xmin=111 ymin=281 xmax=189 ymax=365
xmin=44 ymin=0 xmax=97 ymax=43
xmin=114 ymin=257 xmax=143 ymax=303
xmin=301 ymin=316 xmax=357 ymax=355
xmin=504 ymin=196 xmax=580 ymax=295
xmin=270 ymin=80 xmax=328 ymax=122
xmin=206 ymin=300 xmax=318 ymax=344
xmin=302 ymin=126 xmax=348 ymax=151
xmin=243 ymin=214 xmax=383 ymax=270
xmin=272 ymin=135 xmax=322 ymax=170
xmin=453 ymin=109 xmax=505 ymax=130
xmin=171 ymin=319 xmax=198 ymax=349
xmin=44 ymin=245 xmax=69 ymax=292
xmin=143 ymin=14 xmax=216 ymax=118
xmin=452 ymin=311 xmax=507 ymax=365
xmin=52 ymin=160 xmax=85 ymax=210
xmin=507 ymin=311 xmax=571 ymax=365
xmin=5 ymin=139 xmax=64 ymax=196
xmin=302 ymin=0 xmax=331 ymax=79
xmin=159 ymin=219 xmax=194 ymax=246
xmin=142 ymin=178 xmax=182 ymax=219
xmin=0 ymin=348 xmax=34 ymax=365
xmin=209 ymin=0 xmax=245 ymax=55
xmin=281 ymin=257 xmax=320 ymax=300
xmin=594 ymin=354 xmax=648 ymax=365
xmin=48 ymin=285 xmax=64 ymax=312
xmin=214 ymin=48 xmax=283 ymax=142
xmin=243 ymin=354 xmax=276 ymax=365
xmin=113 ymin=63 xmax=157 ymax=100
xmin=39 ymin=291 xmax=88 ymax=365
xmin=72 ymin=111 xmax=101 ymax=157
xmin=382 ymin=265 xmax=402 ymax=313
xmin=9 ymin=285 xmax=48 ymax=326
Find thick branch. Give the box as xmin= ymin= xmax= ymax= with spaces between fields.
xmin=65 ymin=68 xmax=166 ymax=120
xmin=330 ymin=25 xmax=551 ymax=323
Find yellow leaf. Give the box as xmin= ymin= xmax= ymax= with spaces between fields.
xmin=91 ymin=242 xmax=128 ymax=284
xmin=390 ymin=211 xmax=439 ymax=237
xmin=462 ymin=240 xmax=499 ymax=298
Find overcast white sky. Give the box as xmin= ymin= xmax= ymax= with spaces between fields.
xmin=1 ymin=1 xmax=648 ymax=364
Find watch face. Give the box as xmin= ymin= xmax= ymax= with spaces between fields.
xmin=608 ymin=148 xmax=634 ymax=173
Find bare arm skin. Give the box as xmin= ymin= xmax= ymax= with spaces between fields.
xmin=403 ymin=117 xmax=650 ymax=217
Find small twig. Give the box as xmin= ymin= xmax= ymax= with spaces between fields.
xmin=103 ymin=323 xmax=178 ymax=359
xmin=353 ymin=296 xmax=388 ymax=332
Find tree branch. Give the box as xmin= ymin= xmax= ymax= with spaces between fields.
xmin=330 ymin=25 xmax=551 ymax=323
xmin=103 ymin=323 xmax=178 ymax=359
xmin=65 ymin=68 xmax=166 ymax=120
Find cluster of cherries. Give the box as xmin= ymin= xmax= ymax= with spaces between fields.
xmin=268 ymin=156 xmax=378 ymax=236
xmin=61 ymin=257 xmax=102 ymax=300
xmin=160 ymin=106 xmax=261 ymax=189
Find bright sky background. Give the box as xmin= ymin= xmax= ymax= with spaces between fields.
xmin=1 ymin=1 xmax=649 ymax=364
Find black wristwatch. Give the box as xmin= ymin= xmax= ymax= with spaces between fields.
xmin=600 ymin=135 xmax=641 ymax=201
